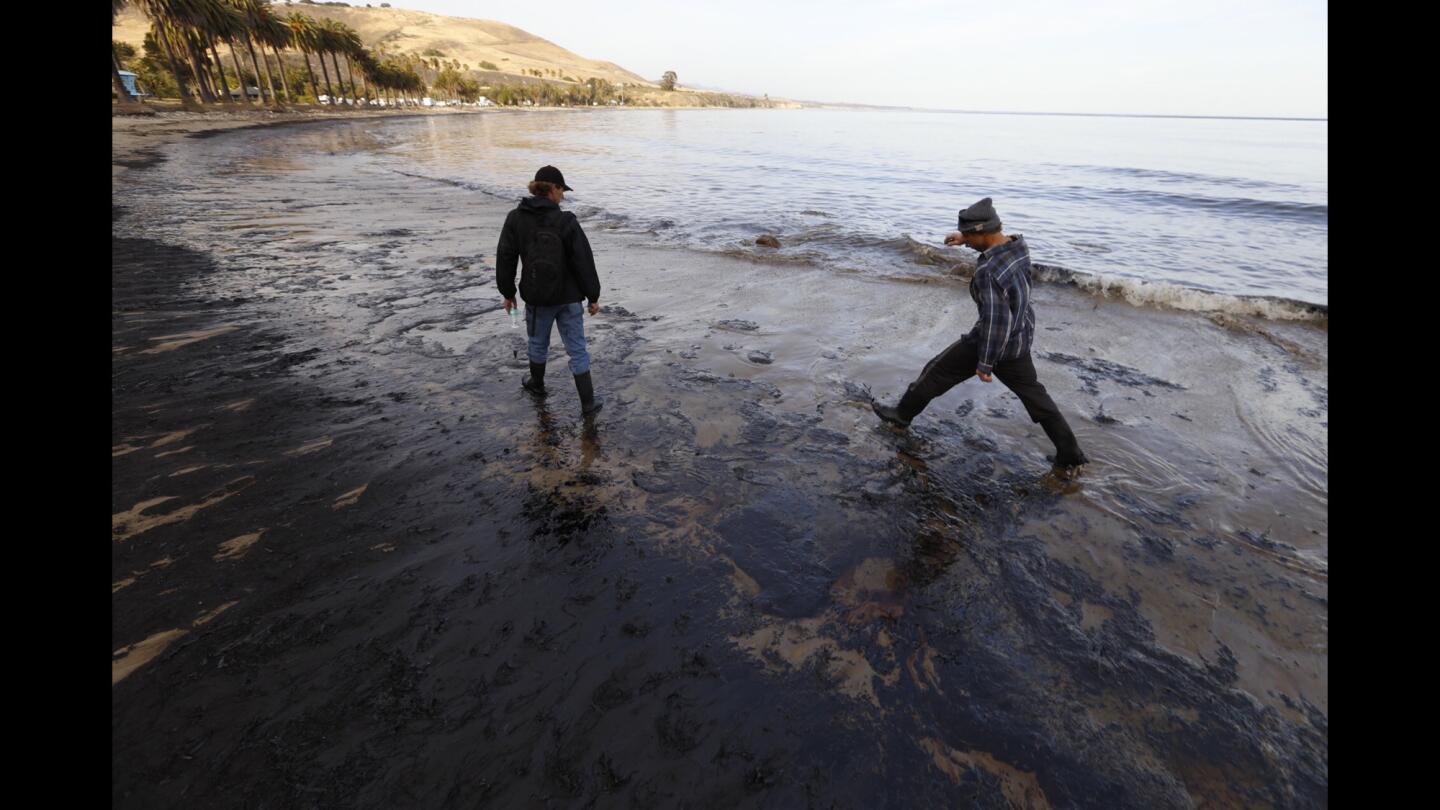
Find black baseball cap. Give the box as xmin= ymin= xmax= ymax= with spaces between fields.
xmin=534 ymin=165 xmax=573 ymax=191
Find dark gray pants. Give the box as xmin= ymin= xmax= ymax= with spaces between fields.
xmin=898 ymin=336 xmax=1087 ymax=465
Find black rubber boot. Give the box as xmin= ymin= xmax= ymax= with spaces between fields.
xmin=574 ymin=371 xmax=603 ymax=415
xmin=522 ymin=361 xmax=547 ymax=396
xmin=871 ymin=402 xmax=911 ymax=428
xmin=871 ymin=385 xmax=927 ymax=429
xmin=1039 ymin=414 xmax=1088 ymax=468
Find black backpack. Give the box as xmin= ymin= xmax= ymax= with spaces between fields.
xmin=519 ymin=212 xmax=568 ymax=304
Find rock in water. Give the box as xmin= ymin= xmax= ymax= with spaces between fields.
xmin=755 ymin=234 xmax=781 ymax=248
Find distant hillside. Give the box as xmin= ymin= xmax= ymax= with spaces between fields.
xmin=114 ymin=1 xmax=654 ymax=90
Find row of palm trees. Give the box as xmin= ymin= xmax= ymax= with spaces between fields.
xmin=114 ymin=0 xmax=430 ymax=108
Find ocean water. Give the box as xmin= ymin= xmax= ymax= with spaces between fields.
xmin=372 ymin=109 xmax=1327 ymax=314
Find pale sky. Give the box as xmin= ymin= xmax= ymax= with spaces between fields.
xmin=362 ymin=0 xmax=1326 ymax=118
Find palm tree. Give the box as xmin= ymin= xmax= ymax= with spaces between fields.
xmin=326 ymin=21 xmax=353 ymax=101
xmin=112 ymin=0 xmax=142 ymax=105
xmin=232 ymin=0 xmax=277 ymax=106
xmin=312 ymin=17 xmax=339 ymax=101
xmin=145 ymin=20 xmax=197 ymax=106
xmin=159 ymin=14 xmax=212 ymax=102
xmin=335 ymin=24 xmax=366 ymax=102
xmin=166 ymin=0 xmax=232 ymax=104
xmin=253 ymin=5 xmax=294 ymax=104
xmin=285 ymin=12 xmax=328 ymax=102
xmin=217 ymin=0 xmax=259 ymax=104
xmin=182 ymin=0 xmax=232 ymax=104
xmin=318 ymin=19 xmax=351 ymax=103
xmin=133 ymin=0 xmax=203 ymax=106
xmin=311 ymin=19 xmax=337 ymax=99
xmin=206 ymin=1 xmax=248 ymax=104
xmin=175 ymin=19 xmax=217 ymax=103
xmin=369 ymin=57 xmax=397 ymax=106
xmin=352 ymin=48 xmax=378 ymax=103
xmin=280 ymin=12 xmax=321 ymax=102
xmin=384 ymin=62 xmax=419 ymax=106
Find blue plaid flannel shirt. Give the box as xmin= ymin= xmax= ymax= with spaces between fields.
xmin=967 ymin=235 xmax=1037 ymax=374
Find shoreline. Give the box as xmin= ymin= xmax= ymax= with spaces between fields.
xmin=112 ymin=116 xmax=1326 ymax=807
xmin=112 ymin=107 xmax=1328 ymax=324
xmin=113 ymin=105 xmax=495 ymax=181
xmin=112 ymin=103 xmax=809 ymax=182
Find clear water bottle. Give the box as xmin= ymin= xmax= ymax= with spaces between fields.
xmin=509 ymin=305 xmax=518 ymax=328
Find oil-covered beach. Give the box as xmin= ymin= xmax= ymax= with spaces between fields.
xmin=113 ymin=109 xmax=1326 ymax=808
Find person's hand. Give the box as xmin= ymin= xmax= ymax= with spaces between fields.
xmin=977 ymin=369 xmax=993 ymax=382
xmin=504 ymin=297 xmax=516 ymax=313
xmin=944 ymin=232 xmax=966 ymax=246
xmin=588 ymin=301 xmax=600 ymax=316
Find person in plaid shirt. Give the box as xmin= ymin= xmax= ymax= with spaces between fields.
xmin=872 ymin=197 xmax=1089 ymax=471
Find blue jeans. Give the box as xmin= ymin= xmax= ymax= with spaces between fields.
xmin=526 ymin=302 xmax=590 ymax=375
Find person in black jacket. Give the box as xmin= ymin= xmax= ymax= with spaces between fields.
xmin=496 ymin=166 xmax=604 ymax=415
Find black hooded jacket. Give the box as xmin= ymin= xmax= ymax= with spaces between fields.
xmin=495 ymin=196 xmax=601 ymax=306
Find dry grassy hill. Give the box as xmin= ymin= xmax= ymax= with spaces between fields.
xmin=113 ymin=2 xmax=656 ymax=90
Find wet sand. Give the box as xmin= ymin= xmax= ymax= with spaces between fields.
xmin=113 ymin=115 xmax=1327 ymax=807
xmin=112 ymin=106 xmax=496 ymax=178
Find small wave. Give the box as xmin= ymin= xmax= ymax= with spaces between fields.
xmin=1140 ymin=190 xmax=1326 ymax=223
xmin=1032 ymin=265 xmax=1327 ymax=322
xmin=1064 ymin=186 xmax=1328 ymax=223
xmin=1074 ymin=163 xmax=1306 ymax=193
xmin=714 ymin=245 xmax=820 ymax=266
xmin=392 ymin=169 xmax=485 ymax=193
xmin=709 ymin=230 xmax=1325 ymax=322
xmin=570 ymin=204 xmax=633 ymax=230
xmin=897 ymin=235 xmax=975 ymax=273
xmin=893 ymin=236 xmax=1323 ymax=321
xmin=390 ymin=169 xmax=518 ymax=201
xmin=390 ymin=167 xmax=1325 ymax=324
